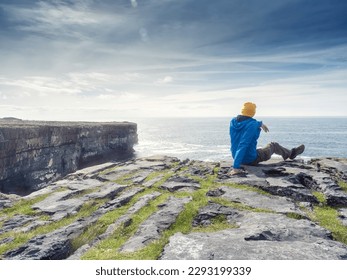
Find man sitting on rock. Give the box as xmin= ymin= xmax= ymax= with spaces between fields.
xmin=229 ymin=102 xmax=305 ymax=176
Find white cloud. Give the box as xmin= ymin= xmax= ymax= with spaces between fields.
xmin=130 ymin=0 xmax=138 ymax=8
xmin=0 ymin=76 xmax=81 ymax=95
xmin=96 ymin=92 xmax=142 ymax=101
xmin=156 ymin=76 xmax=174 ymax=84
xmin=0 ymin=92 xmax=7 ymax=100
xmin=1 ymin=0 xmax=124 ymax=39
xmin=139 ymin=27 xmax=149 ymax=42
xmin=96 ymin=94 xmax=114 ymax=100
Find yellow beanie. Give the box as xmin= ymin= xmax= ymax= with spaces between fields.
xmin=241 ymin=102 xmax=256 ymax=117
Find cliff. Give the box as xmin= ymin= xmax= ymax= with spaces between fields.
xmin=0 ymin=119 xmax=137 ymax=195
xmin=0 ymin=155 xmax=347 ymax=260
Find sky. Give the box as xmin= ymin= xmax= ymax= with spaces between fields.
xmin=0 ymin=0 xmax=346 ymax=121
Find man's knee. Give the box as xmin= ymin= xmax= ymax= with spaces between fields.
xmin=268 ymin=142 xmax=280 ymax=149
xmin=257 ymin=144 xmax=273 ymax=162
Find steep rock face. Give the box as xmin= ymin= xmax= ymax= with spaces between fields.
xmin=0 ymin=156 xmax=347 ymax=260
xmin=0 ymin=120 xmax=137 ymax=194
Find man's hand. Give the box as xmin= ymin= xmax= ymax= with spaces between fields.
xmin=261 ymin=123 xmax=269 ymax=133
xmin=228 ymin=168 xmax=245 ymax=176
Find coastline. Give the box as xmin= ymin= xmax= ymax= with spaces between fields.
xmin=134 ymin=117 xmax=347 ymax=161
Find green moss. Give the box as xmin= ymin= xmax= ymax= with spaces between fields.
xmin=192 ymin=214 xmax=238 ymax=233
xmin=310 ymin=206 xmax=347 ymax=245
xmin=339 ymin=181 xmax=347 ymax=193
xmin=83 ymin=174 xmax=269 ymax=260
xmin=73 ymin=167 xmax=205 ymax=259
xmin=114 ymin=189 xmax=209 ymax=260
xmin=71 ymin=221 xmax=107 ymax=251
xmin=210 ymin=197 xmax=274 ymax=213
xmin=222 ymin=182 xmax=270 ymax=196
xmin=99 ymin=165 xmax=121 ymax=175
xmin=0 ymin=200 xmax=106 ymax=256
xmin=71 ymin=187 xmax=162 ymax=252
xmin=113 ymin=171 xmax=139 ymax=185
xmin=312 ymin=191 xmax=327 ymax=205
xmin=81 ymin=193 xmax=170 ymax=260
xmin=143 ymin=170 xmax=164 ymax=183
xmin=144 ymin=170 xmax=174 ymax=189
xmin=0 ymin=193 xmax=50 ymax=218
xmin=74 ymin=187 xmax=102 ymax=198
xmin=81 ymin=174 xmax=219 ymax=260
xmin=286 ymin=212 xmax=307 ymax=220
xmin=65 ymin=169 xmax=175 ymax=255
xmin=212 ymin=165 xmax=220 ymax=174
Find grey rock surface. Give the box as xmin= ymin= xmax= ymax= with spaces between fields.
xmin=160 ymin=212 xmax=347 ymax=260
xmin=216 ymin=186 xmax=302 ymax=215
xmin=160 ymin=176 xmax=200 ymax=192
xmin=339 ymin=208 xmax=347 ymax=226
xmin=1 ymin=156 xmax=347 ymax=260
xmin=192 ymin=202 xmax=242 ymax=227
xmin=120 ymin=196 xmax=191 ymax=252
xmin=0 ymin=214 xmax=35 ymax=235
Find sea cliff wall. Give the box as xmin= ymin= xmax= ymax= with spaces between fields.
xmin=0 ymin=119 xmax=137 ymax=194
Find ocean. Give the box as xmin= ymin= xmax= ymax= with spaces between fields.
xmin=133 ymin=117 xmax=347 ymax=162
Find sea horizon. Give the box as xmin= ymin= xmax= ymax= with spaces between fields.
xmin=133 ymin=116 xmax=347 ymax=162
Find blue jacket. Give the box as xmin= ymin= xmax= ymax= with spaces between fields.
xmin=229 ymin=116 xmax=262 ymax=168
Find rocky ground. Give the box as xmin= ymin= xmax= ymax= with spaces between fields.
xmin=0 ymin=155 xmax=347 ymax=260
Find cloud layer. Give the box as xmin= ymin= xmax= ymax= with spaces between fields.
xmin=0 ymin=0 xmax=346 ymax=120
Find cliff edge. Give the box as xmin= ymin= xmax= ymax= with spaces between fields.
xmin=0 ymin=155 xmax=347 ymax=260
xmin=0 ymin=119 xmax=137 ymax=195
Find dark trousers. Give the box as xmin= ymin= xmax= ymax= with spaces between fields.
xmin=252 ymin=142 xmax=291 ymax=164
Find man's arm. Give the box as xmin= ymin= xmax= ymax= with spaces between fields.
xmin=261 ymin=123 xmax=269 ymax=132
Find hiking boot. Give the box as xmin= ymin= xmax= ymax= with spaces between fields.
xmin=289 ymin=144 xmax=305 ymax=159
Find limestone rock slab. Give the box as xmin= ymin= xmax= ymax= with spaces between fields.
xmin=161 ymin=212 xmax=347 ymax=260
xmin=217 ymin=186 xmax=303 ymax=215
xmin=120 ymin=196 xmax=191 ymax=252
xmin=160 ymin=176 xmax=200 ymax=192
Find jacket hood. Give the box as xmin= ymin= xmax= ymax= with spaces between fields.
xmin=231 ymin=116 xmax=254 ymax=131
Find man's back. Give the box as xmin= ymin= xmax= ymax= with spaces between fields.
xmin=229 ymin=116 xmax=261 ymax=168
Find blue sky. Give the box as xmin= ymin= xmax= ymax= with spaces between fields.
xmin=0 ymin=0 xmax=346 ymax=121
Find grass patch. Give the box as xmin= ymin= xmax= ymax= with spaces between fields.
xmin=0 ymin=193 xmax=51 ymax=218
xmin=0 ymin=199 xmax=105 ymax=257
xmin=72 ymin=167 xmax=177 ymax=255
xmin=70 ymin=221 xmax=109 ymax=252
xmin=210 ymin=197 xmax=274 ymax=213
xmin=98 ymin=164 xmax=123 ymax=175
xmin=144 ymin=170 xmax=174 ymax=189
xmin=143 ymin=170 xmax=164 ymax=183
xmin=81 ymin=193 xmax=170 ymax=260
xmin=310 ymin=206 xmax=347 ymax=245
xmin=339 ymin=181 xmax=347 ymax=193
xmin=286 ymin=212 xmax=307 ymax=220
xmin=71 ymin=186 xmax=164 ymax=252
xmin=82 ymin=174 xmax=218 ymax=260
xmin=68 ymin=187 xmax=102 ymax=199
xmin=222 ymin=182 xmax=270 ymax=196
xmin=113 ymin=171 xmax=139 ymax=185
xmin=303 ymin=190 xmax=347 ymax=245
xmin=192 ymin=214 xmax=238 ymax=233
xmin=312 ymin=191 xmax=327 ymax=205
xmin=82 ymin=173 xmax=279 ymax=260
